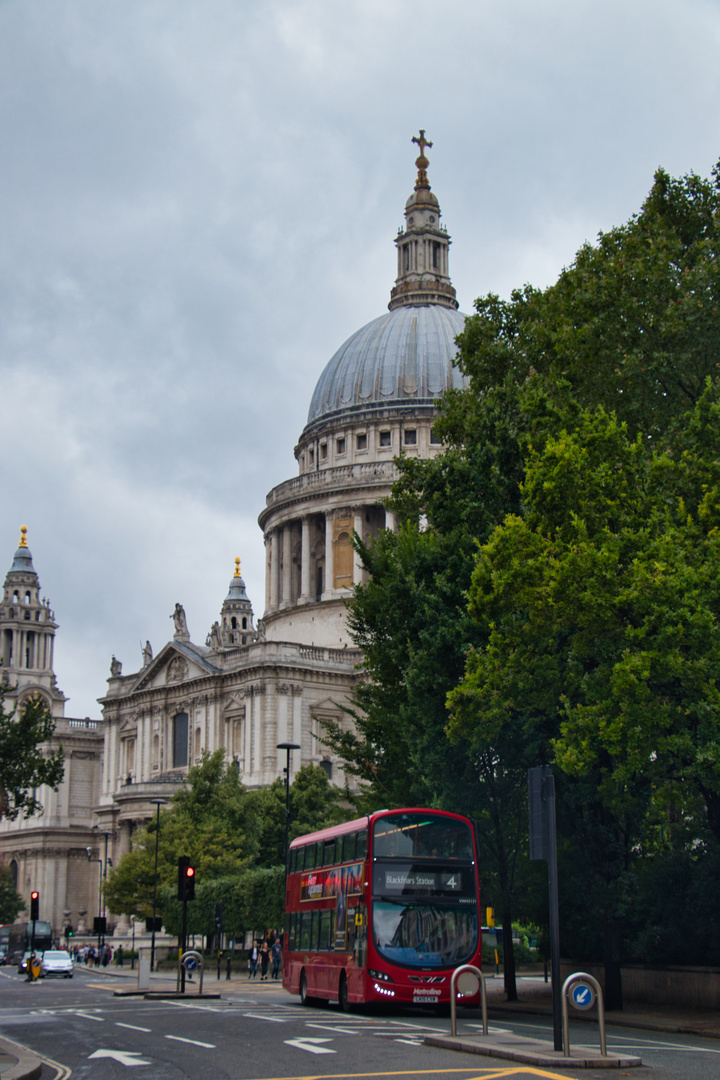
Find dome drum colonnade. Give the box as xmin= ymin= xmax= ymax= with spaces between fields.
xmin=259 ymin=130 xmax=466 ymax=637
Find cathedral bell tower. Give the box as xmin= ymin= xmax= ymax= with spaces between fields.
xmin=0 ymin=526 xmax=66 ymax=717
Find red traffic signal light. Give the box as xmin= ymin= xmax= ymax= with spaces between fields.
xmin=30 ymin=891 xmax=39 ymax=920
xmin=177 ymin=856 xmax=195 ymax=901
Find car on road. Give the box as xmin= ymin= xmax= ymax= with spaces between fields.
xmin=41 ymin=950 xmax=74 ymax=978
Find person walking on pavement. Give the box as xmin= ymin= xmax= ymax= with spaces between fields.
xmin=248 ymin=941 xmax=259 ymax=978
xmin=271 ymin=939 xmax=282 ymax=980
xmin=260 ymin=941 xmax=269 ymax=980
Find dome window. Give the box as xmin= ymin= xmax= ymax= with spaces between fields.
xmin=242 ymin=617 xmax=247 ymax=629
xmin=404 ymin=429 xmax=417 ymax=446
xmin=231 ymin=617 xmax=237 ymax=630
xmin=356 ymin=433 xmax=367 ymax=451
xmin=320 ymin=442 xmax=328 ymax=460
xmin=379 ymin=431 xmax=391 ymax=448
xmin=24 ymin=591 xmax=31 ymax=604
xmin=336 ymin=437 xmax=346 ymax=456
xmin=430 ymin=427 xmax=442 ymax=444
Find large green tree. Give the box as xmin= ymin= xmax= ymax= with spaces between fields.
xmin=0 ymin=688 xmax=64 ymax=821
xmin=449 ymin=397 xmax=720 ymax=1007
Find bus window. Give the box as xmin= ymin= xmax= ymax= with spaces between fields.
xmin=323 ymin=839 xmax=336 ymax=867
xmin=342 ymin=832 xmax=356 ymax=862
xmin=373 ymin=813 xmax=473 ymax=859
xmin=356 ymin=830 xmax=368 ymax=860
xmin=319 ymin=910 xmax=333 ymax=950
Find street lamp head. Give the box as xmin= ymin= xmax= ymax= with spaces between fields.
xmin=85 ymin=847 xmax=93 ymax=859
xmin=150 ymin=798 xmax=167 ymax=807
xmin=277 ymin=742 xmax=301 ymax=751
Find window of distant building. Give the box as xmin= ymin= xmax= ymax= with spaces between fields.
xmin=404 ymin=429 xmax=417 ymax=446
xmin=320 ymin=442 xmax=328 ymax=460
xmin=379 ymin=430 xmax=391 ymax=448
xmin=336 ymin=437 xmax=346 ymax=455
xmin=320 ymin=760 xmax=333 ymax=780
xmin=430 ymin=428 xmax=441 ymax=444
xmin=356 ymin=433 xmax=367 ymax=451
xmin=173 ymin=712 xmax=189 ymax=768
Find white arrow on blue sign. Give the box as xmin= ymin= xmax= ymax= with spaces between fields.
xmin=570 ymin=982 xmax=596 ymax=1010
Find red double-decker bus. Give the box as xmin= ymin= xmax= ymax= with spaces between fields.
xmin=282 ymin=807 xmax=481 ymax=1010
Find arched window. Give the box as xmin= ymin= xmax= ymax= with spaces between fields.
xmin=194 ymin=726 xmax=201 ymax=759
xmin=173 ymin=713 xmax=189 ymax=768
xmin=241 ymin=617 xmax=247 ymax=630
xmin=24 ymin=591 xmax=31 ymax=604
xmin=231 ymin=616 xmax=237 ymax=630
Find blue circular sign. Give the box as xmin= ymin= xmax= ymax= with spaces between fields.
xmin=183 ymin=955 xmax=198 ymax=971
xmin=570 ymin=982 xmax=596 ymax=1010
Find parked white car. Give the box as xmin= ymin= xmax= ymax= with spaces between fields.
xmin=41 ymin=950 xmax=74 ymax=978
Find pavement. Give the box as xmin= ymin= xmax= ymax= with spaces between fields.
xmin=2 ymin=965 xmax=720 ymax=1077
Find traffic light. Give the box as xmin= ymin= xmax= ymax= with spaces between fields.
xmin=214 ymin=903 xmax=223 ymax=933
xmin=177 ymin=856 xmax=195 ymax=901
xmin=30 ymin=891 xmax=39 ymax=921
xmin=65 ymin=925 xmax=73 ymax=939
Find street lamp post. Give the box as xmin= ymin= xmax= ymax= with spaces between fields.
xmin=276 ymin=742 xmax=301 ymax=874
xmin=150 ymin=798 xmax=167 ymax=972
xmin=86 ymin=847 xmax=103 ymax=950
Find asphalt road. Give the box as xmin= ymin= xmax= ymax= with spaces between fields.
xmin=1 ymin=963 xmax=720 ymax=1080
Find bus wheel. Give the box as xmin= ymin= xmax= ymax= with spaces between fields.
xmin=338 ymin=972 xmax=350 ymax=1013
xmin=299 ymin=970 xmax=311 ymax=1006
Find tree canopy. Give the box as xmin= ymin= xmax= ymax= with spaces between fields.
xmin=105 ymin=751 xmax=352 ymax=934
xmin=0 ymin=687 xmax=64 ymax=821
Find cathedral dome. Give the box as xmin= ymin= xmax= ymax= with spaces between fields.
xmin=305 ymin=303 xmax=467 ymax=430
xmin=303 ymin=131 xmax=467 ymax=437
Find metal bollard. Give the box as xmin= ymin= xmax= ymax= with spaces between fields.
xmin=226 ymin=955 xmax=232 ymax=980
xmin=561 ymin=972 xmax=606 ymax=1058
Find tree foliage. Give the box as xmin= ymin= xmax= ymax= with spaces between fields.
xmin=0 ymin=687 xmax=64 ymax=821
xmin=0 ymin=865 xmax=25 ymax=924
xmin=105 ymin=752 xmax=352 ymax=925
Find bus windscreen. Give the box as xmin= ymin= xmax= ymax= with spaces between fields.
xmin=372 ymin=812 xmax=474 ymax=860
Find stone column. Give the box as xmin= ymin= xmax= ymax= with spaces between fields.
xmin=264 ymin=534 xmax=272 ymax=614
xmin=281 ymin=524 xmax=293 ymax=608
xmin=300 ymin=517 xmax=311 ymax=602
xmin=323 ymin=512 xmax=334 ymax=598
xmin=270 ymin=529 xmax=280 ymax=611
xmin=385 ymin=508 xmax=397 ymax=532
xmin=353 ymin=508 xmax=364 ymax=586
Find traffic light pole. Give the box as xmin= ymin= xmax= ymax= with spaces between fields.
xmin=180 ymin=898 xmax=188 ymax=992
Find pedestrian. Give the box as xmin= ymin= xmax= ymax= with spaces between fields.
xmin=260 ymin=942 xmax=269 ymax=980
xmin=116 ymin=944 xmax=124 ymax=967
xmin=248 ymin=941 xmax=259 ymax=978
xmin=271 ymin=939 xmax=282 ymax=980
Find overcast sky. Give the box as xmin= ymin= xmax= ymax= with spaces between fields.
xmin=2 ymin=0 xmax=719 ymax=719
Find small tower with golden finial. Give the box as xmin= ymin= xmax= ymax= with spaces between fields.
xmin=389 ymin=130 xmax=458 ymax=312
xmin=216 ymin=557 xmax=255 ymax=648
xmin=0 ymin=526 xmax=66 ymax=716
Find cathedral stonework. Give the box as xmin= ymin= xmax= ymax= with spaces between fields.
xmin=0 ymin=136 xmax=467 ymax=939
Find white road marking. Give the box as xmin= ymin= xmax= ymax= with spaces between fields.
xmin=165 ymin=1035 xmax=216 ymax=1048
xmin=74 ymin=1011 xmax=105 ymax=1021
xmin=284 ymin=1037 xmax=336 ymax=1055
xmin=242 ymin=1012 xmax=287 ymax=1022
xmin=89 ymin=1049 xmax=151 ymax=1066
xmin=116 ymin=1022 xmax=152 ymax=1032
xmin=306 ymin=1023 xmax=358 ymax=1034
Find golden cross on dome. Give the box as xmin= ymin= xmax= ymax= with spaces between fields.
xmin=412 ymin=130 xmax=432 ymax=189
xmin=234 ymin=556 xmax=242 ymax=578
xmin=19 ymin=525 xmax=28 ymax=548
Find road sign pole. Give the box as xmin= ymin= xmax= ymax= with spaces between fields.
xmin=180 ymin=899 xmax=188 ymax=993
xmin=545 ymin=769 xmax=563 ymax=1052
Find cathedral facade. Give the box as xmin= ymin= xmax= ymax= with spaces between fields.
xmin=0 ymin=137 xmax=467 ymax=937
